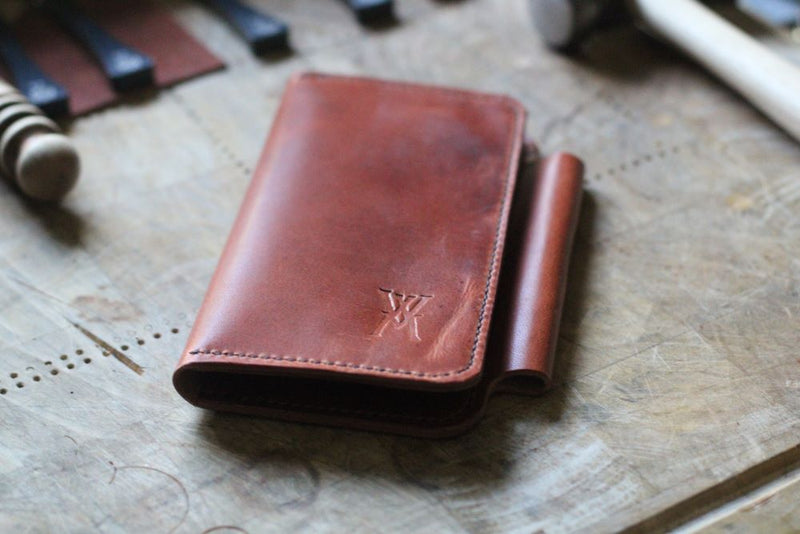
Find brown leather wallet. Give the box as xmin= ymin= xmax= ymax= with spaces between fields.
xmin=173 ymin=73 xmax=583 ymax=437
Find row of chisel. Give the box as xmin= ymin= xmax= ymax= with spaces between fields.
xmin=202 ymin=0 xmax=394 ymax=53
xmin=0 ymin=0 xmax=394 ymax=118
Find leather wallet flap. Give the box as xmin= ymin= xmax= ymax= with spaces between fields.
xmin=176 ymin=73 xmax=525 ymax=391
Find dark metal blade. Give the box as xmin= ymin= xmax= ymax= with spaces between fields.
xmin=342 ymin=0 xmax=394 ymax=24
xmin=200 ymin=0 xmax=289 ymax=55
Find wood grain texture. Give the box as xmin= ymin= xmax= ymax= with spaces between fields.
xmin=693 ymin=468 xmax=800 ymax=533
xmin=0 ymin=0 xmax=799 ymax=532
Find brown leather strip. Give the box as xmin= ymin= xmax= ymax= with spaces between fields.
xmin=493 ymin=152 xmax=584 ymax=394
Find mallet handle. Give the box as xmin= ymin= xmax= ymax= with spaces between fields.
xmin=0 ymin=79 xmax=79 ymax=201
xmin=633 ymin=0 xmax=800 ymax=142
xmin=0 ymin=78 xmax=17 ymax=95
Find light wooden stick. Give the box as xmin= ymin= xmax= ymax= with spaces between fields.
xmin=633 ymin=0 xmax=800 ymax=143
xmin=0 ymin=78 xmax=79 ymax=201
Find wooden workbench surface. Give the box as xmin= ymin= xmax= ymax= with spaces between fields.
xmin=1 ymin=1 xmax=799 ymax=532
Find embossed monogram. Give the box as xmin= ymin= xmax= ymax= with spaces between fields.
xmin=373 ymin=288 xmax=433 ymax=341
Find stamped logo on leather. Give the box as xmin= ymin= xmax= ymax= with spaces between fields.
xmin=373 ymin=288 xmax=433 ymax=341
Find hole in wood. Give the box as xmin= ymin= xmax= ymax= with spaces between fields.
xmin=33 ymin=376 xmax=41 ymax=382
xmin=66 ymin=364 xmax=75 ymax=370
xmin=121 ymin=345 xmax=129 ymax=351
xmin=171 ymin=328 xmax=179 ymax=334
xmin=60 ymin=355 xmax=68 ymax=361
xmin=154 ymin=333 xmax=161 ymax=339
xmin=16 ymin=382 xmax=23 ymax=388
xmin=76 ymin=349 xmax=84 ymax=355
xmin=50 ymin=369 xmax=58 ymax=376
xmin=83 ymin=358 xmax=91 ymax=364
xmin=10 ymin=372 xmax=17 ymax=378
xmin=0 ymin=388 xmax=6 ymax=394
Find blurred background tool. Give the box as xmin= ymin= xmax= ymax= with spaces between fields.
xmin=199 ymin=0 xmax=289 ymax=55
xmin=530 ymin=0 xmax=800 ymax=145
xmin=342 ymin=0 xmax=395 ymax=24
xmin=0 ymin=20 xmax=68 ymax=117
xmin=40 ymin=0 xmax=154 ymax=92
xmin=0 ymin=78 xmax=79 ymax=201
xmin=738 ymin=0 xmax=800 ymax=27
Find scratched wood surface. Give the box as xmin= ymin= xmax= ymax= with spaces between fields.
xmin=1 ymin=0 xmax=799 ymax=532
xmin=698 ymin=477 xmax=800 ymax=532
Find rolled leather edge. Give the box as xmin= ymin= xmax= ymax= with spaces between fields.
xmin=487 ymin=151 xmax=584 ymax=396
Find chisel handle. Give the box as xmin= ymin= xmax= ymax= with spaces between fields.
xmin=42 ymin=0 xmax=154 ymax=91
xmin=0 ymin=21 xmax=69 ymax=117
xmin=201 ymin=0 xmax=289 ymax=55
xmin=342 ymin=0 xmax=394 ymax=23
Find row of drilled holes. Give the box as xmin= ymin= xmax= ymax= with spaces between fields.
xmin=116 ymin=328 xmax=180 ymax=353
xmin=170 ymin=91 xmax=252 ymax=177
xmin=592 ymin=143 xmax=683 ymax=182
xmin=0 ymin=327 xmax=182 ymax=395
xmin=0 ymin=352 xmax=89 ymax=395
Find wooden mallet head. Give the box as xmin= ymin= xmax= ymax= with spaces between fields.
xmin=530 ymin=0 xmax=800 ymax=145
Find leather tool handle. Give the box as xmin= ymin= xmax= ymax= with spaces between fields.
xmin=342 ymin=0 xmax=394 ymax=23
xmin=633 ymin=0 xmax=800 ymax=143
xmin=42 ymin=0 xmax=154 ymax=92
xmin=0 ymin=79 xmax=80 ymax=201
xmin=0 ymin=21 xmax=69 ymax=117
xmin=200 ymin=0 xmax=289 ymax=55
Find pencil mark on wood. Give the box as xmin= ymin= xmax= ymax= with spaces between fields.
xmin=202 ymin=526 xmax=249 ymax=534
xmin=63 ymin=434 xmax=81 ymax=457
xmin=71 ymin=322 xmax=144 ymax=375
xmin=107 ymin=463 xmax=190 ymax=534
xmin=233 ymin=450 xmax=321 ymax=510
xmin=539 ymin=89 xmax=597 ymax=144
xmin=10 ymin=275 xmax=71 ymax=306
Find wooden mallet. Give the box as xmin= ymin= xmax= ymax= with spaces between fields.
xmin=0 ymin=79 xmax=80 ymax=201
xmin=530 ymin=0 xmax=800 ymax=144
